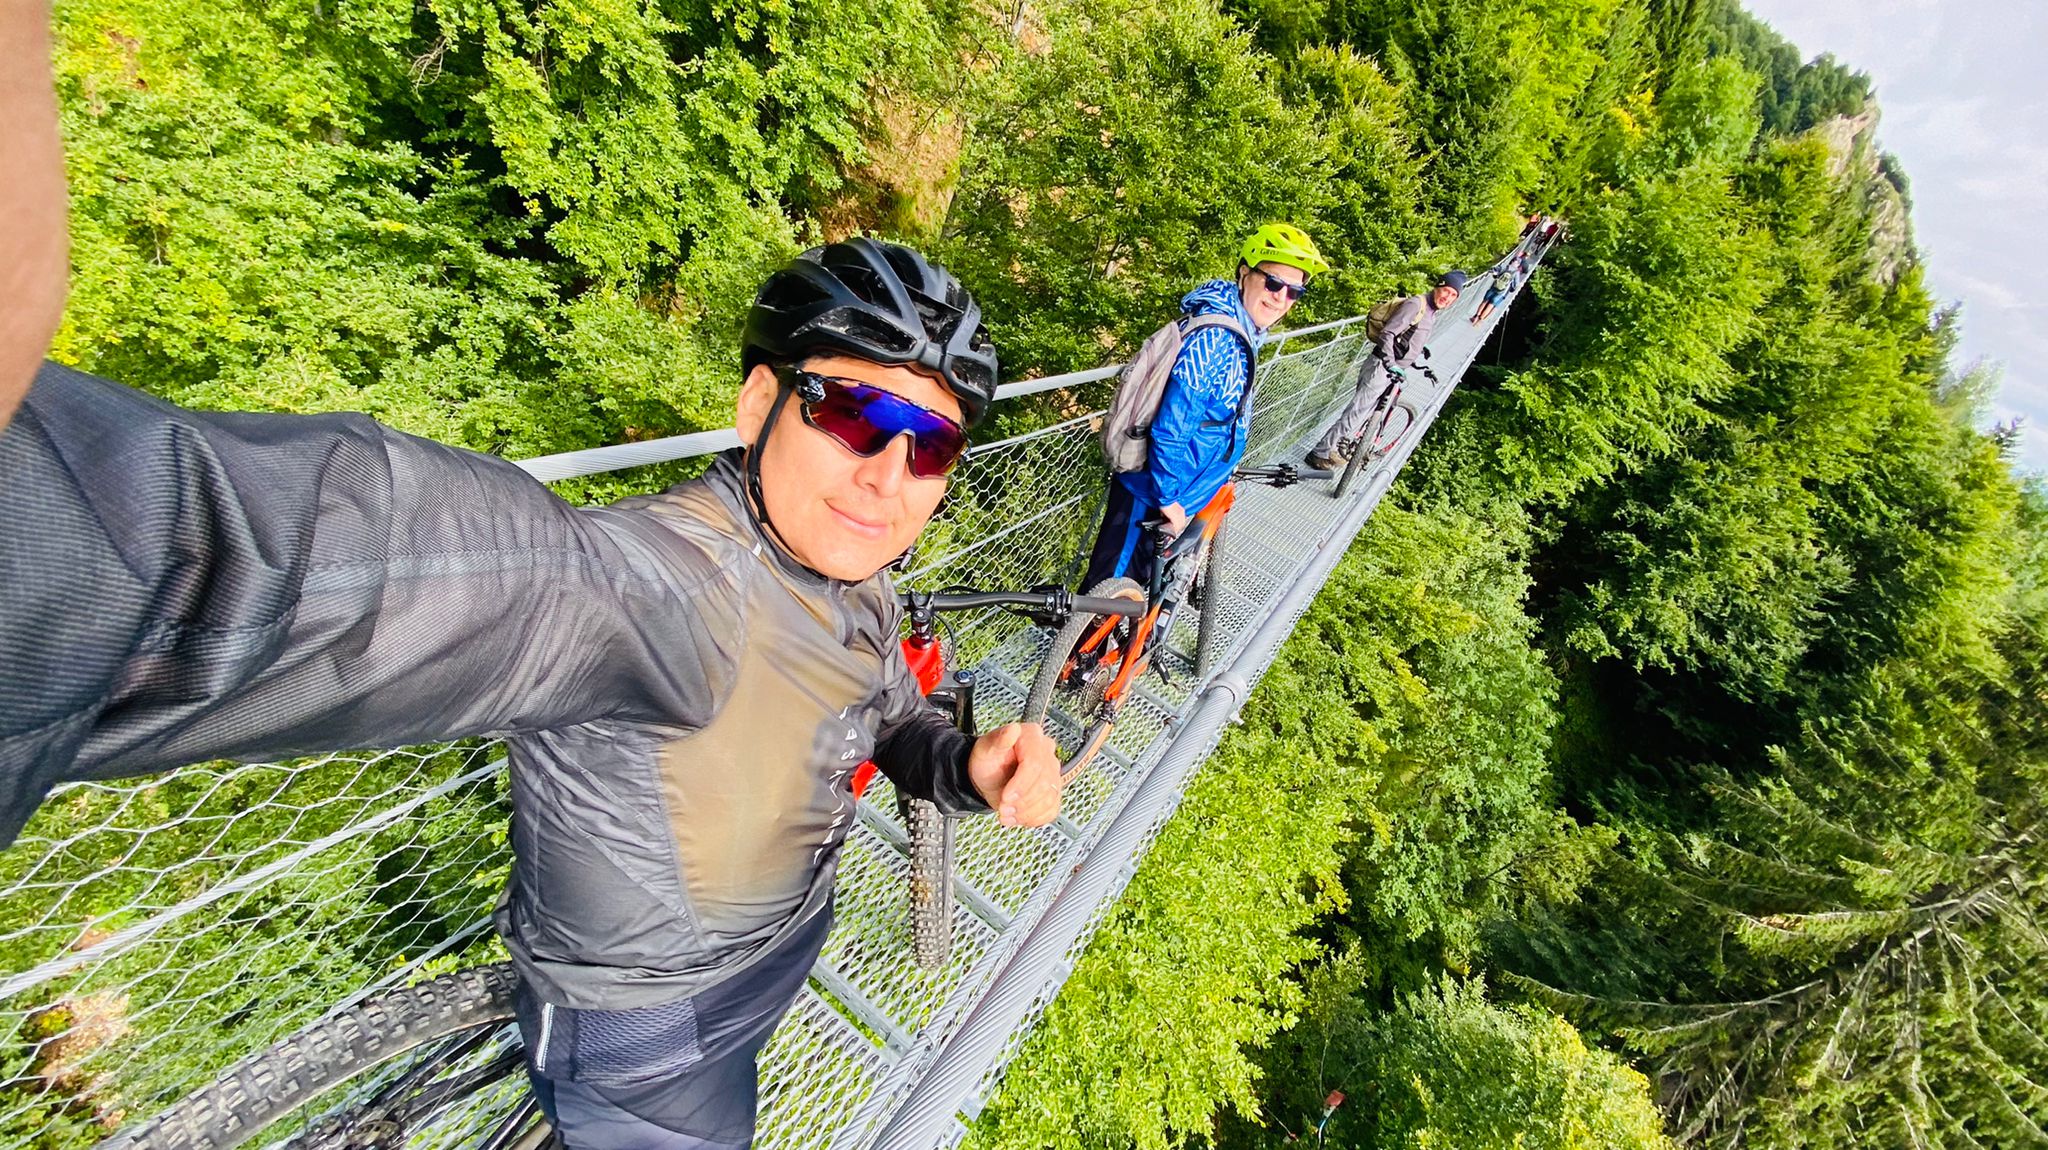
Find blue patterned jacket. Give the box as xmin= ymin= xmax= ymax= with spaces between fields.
xmin=1121 ymin=279 xmax=1266 ymax=513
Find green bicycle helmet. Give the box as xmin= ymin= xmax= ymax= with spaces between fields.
xmin=1240 ymin=223 xmax=1330 ymax=278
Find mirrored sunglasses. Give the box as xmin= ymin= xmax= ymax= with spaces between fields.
xmin=784 ymin=368 xmax=969 ymax=479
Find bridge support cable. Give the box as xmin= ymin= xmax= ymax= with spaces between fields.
xmin=0 ymin=239 xmax=1552 ymax=1149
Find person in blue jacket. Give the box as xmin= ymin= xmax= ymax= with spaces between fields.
xmin=1080 ymin=224 xmax=1329 ymax=590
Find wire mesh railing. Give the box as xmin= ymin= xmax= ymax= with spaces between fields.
xmin=0 ymin=237 xmax=1552 ymax=1149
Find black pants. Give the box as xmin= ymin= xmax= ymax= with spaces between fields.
xmin=519 ymin=907 xmax=834 ymax=1148
xmin=1081 ymin=477 xmax=1161 ymax=592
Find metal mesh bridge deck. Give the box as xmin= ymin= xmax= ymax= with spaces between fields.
xmin=0 ymin=244 xmax=1545 ymax=1150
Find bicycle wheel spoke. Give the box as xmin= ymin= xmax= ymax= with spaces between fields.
xmin=288 ymin=1044 xmax=522 ymax=1150
xmin=474 ymin=1096 xmax=546 ymax=1150
xmin=360 ymin=1024 xmax=502 ymax=1112
xmin=1025 ymin=577 xmax=1146 ymax=781
xmin=386 ymin=1047 xmax=522 ymax=1127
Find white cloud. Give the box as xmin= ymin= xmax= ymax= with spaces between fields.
xmin=1941 ymin=270 xmax=2027 ymax=314
xmin=1741 ymin=0 xmax=2048 ymax=477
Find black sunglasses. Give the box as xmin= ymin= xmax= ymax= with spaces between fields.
xmin=1255 ymin=270 xmax=1309 ymax=301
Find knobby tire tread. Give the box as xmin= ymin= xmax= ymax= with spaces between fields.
xmin=110 ymin=964 xmax=520 ymax=1150
xmin=1333 ymin=440 xmax=1368 ymax=498
xmin=1025 ymin=578 xmax=1145 ymax=780
xmin=1195 ymin=519 xmax=1230 ymax=677
xmin=906 ymin=797 xmax=954 ymax=969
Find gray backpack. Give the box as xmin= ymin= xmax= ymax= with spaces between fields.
xmin=1099 ymin=313 xmax=1255 ymax=473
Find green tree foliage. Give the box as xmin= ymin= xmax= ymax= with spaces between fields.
xmin=934 ymin=0 xmax=1333 ymax=378
xmin=1310 ymin=502 xmax=1562 ymax=977
xmin=1328 ymin=0 xmax=1607 ymax=249
xmin=1440 ymin=5 xmax=2048 ymax=1146
xmin=1506 ymin=691 xmax=2048 ymax=1147
xmin=55 ymin=0 xmax=549 ymax=445
xmin=970 ymin=501 xmax=1590 ymax=1148
xmin=1488 ymin=162 xmax=1764 ymax=500
xmin=1520 ymin=127 xmax=2017 ymax=770
xmin=1246 ymin=967 xmax=1672 ymax=1149
xmin=51 ymin=0 xmax=965 ymax=463
xmin=1275 ymin=45 xmax=1430 ymax=309
xmin=1701 ymin=0 xmax=1873 ymax=138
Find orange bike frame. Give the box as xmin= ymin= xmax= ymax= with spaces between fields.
xmin=1099 ymin=482 xmax=1236 ymax=705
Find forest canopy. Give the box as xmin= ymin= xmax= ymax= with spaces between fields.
xmin=18 ymin=0 xmax=2045 ymax=1144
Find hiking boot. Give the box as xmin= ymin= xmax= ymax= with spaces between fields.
xmin=1305 ymin=450 xmax=1345 ymax=471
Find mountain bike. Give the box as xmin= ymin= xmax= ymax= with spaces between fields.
xmin=105 ymin=587 xmax=1148 ymax=1150
xmin=1024 ymin=462 xmax=1325 ymax=781
xmin=849 ymin=586 xmax=1147 ymax=971
xmin=1331 ymin=361 xmax=1426 ymax=499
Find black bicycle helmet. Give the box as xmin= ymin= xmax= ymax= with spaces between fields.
xmin=744 ymin=238 xmax=999 ymax=427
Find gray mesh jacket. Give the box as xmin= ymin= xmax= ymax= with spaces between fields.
xmin=0 ymin=363 xmax=986 ymax=1009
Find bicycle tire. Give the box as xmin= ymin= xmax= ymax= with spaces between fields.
xmin=1195 ymin=517 xmax=1231 ymax=677
xmin=905 ymin=796 xmax=955 ymax=970
xmin=1333 ymin=439 xmax=1369 ymax=498
xmin=1375 ymin=401 xmax=1416 ymax=460
xmin=1024 ymin=577 xmax=1146 ymax=782
xmin=110 ymin=964 xmax=526 ymax=1150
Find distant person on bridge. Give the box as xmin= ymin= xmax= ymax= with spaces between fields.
xmin=1471 ymin=254 xmax=1528 ymax=325
xmin=1306 ymin=269 xmax=1465 ymax=472
xmin=1081 ymin=222 xmax=1329 ymax=591
xmin=0 ymin=32 xmax=1064 ymax=1137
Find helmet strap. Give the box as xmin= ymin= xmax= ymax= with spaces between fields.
xmin=743 ymin=380 xmax=811 ymax=568
xmin=743 ymin=371 xmax=922 ymax=581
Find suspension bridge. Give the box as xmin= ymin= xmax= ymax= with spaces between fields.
xmin=0 ymin=237 xmax=1548 ymax=1150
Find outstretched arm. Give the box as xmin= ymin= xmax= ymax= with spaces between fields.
xmin=0 ymin=365 xmax=734 ymax=845
xmin=0 ymin=0 xmax=69 ymax=431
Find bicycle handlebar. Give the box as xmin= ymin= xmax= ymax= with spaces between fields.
xmin=897 ymin=588 xmax=1147 ymax=619
xmin=1232 ymin=462 xmax=1332 ymax=486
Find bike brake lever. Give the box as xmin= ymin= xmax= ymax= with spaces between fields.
xmin=1017 ymin=584 xmax=1070 ymax=628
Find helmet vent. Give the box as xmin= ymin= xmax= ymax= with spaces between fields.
xmin=816 ymin=308 xmax=919 ymax=355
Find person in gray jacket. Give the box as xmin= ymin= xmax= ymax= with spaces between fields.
xmin=1305 ymin=270 xmax=1465 ymax=470
xmin=1 ymin=237 xmax=1062 ymax=1147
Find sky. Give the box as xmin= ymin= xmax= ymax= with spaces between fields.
xmin=1737 ymin=0 xmax=2048 ymax=474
